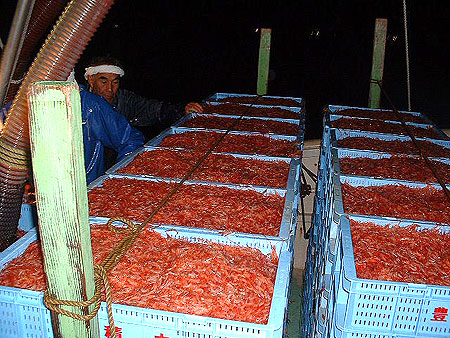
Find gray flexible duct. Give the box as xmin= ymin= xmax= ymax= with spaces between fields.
xmin=0 ymin=0 xmax=115 ymax=250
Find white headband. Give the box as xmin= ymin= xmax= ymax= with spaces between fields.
xmin=84 ymin=65 xmax=125 ymax=80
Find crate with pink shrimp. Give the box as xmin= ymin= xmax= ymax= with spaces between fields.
xmin=331 ymin=215 xmax=450 ymax=336
xmin=205 ymin=92 xmax=304 ymax=108
xmin=0 ymin=222 xmax=294 ymax=338
xmin=87 ymin=173 xmax=300 ymax=250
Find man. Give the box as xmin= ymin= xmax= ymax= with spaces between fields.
xmin=1 ymin=79 xmax=144 ymax=184
xmin=79 ymin=84 xmax=144 ymax=184
xmin=84 ymin=56 xmax=203 ymax=168
xmin=84 ymin=56 xmax=203 ymax=130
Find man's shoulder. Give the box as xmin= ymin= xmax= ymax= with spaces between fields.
xmin=116 ymin=88 xmax=139 ymax=96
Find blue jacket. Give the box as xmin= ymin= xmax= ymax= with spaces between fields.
xmin=80 ymin=86 xmax=144 ymax=184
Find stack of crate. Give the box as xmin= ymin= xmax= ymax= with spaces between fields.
xmin=303 ymin=105 xmax=450 ymax=337
xmin=0 ymin=93 xmax=305 ymax=338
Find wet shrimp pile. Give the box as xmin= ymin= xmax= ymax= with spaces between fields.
xmin=351 ymin=220 xmax=450 ymax=286
xmin=0 ymin=225 xmax=279 ymax=324
xmin=116 ymin=148 xmax=290 ymax=188
xmin=89 ymin=177 xmax=285 ymax=236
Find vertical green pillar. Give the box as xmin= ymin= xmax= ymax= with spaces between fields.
xmin=28 ymin=81 xmax=99 ymax=338
xmin=368 ymin=18 xmax=388 ymax=108
xmin=257 ymin=28 xmax=272 ymax=96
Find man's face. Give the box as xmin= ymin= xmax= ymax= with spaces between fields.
xmin=87 ymin=72 xmax=120 ymax=104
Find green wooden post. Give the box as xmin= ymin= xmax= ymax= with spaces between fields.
xmin=368 ymin=18 xmax=388 ymax=108
xmin=28 ymin=81 xmax=99 ymax=338
xmin=257 ymin=28 xmax=272 ymax=96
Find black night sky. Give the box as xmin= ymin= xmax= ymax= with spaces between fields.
xmin=2 ymin=1 xmax=450 ymax=140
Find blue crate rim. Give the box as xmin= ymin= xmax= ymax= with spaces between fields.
xmin=206 ymin=92 xmax=303 ymax=104
xmin=346 ymin=214 xmax=450 ymax=232
xmin=333 ymin=165 xmax=450 ymax=187
xmin=328 ymin=104 xmax=422 ymax=116
xmin=89 ymin=217 xmax=294 ymax=246
xmin=339 ymin=173 xmax=450 ymax=190
xmin=174 ymin=125 xmax=303 ymax=139
xmin=335 ymin=147 xmax=450 ymax=164
xmin=328 ymin=113 xmax=434 ymax=130
xmin=205 ymin=100 xmax=304 ymax=113
xmin=185 ymin=111 xmax=303 ymax=124
xmin=107 ymin=146 xmax=296 ymax=175
xmin=145 ymin=126 xmax=300 ymax=145
xmin=325 ymin=114 xmax=448 ymax=140
xmin=331 ymin=128 xmax=450 ymax=146
xmin=89 ymin=173 xmax=289 ymax=196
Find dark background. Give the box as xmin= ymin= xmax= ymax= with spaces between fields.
xmin=2 ymin=0 xmax=450 ymax=140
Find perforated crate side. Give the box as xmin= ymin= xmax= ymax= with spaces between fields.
xmin=333 ymin=215 xmax=450 ymax=336
xmin=0 ymin=228 xmax=293 ymax=338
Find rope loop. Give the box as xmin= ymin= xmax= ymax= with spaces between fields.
xmin=107 ymin=216 xmax=138 ymax=233
xmin=43 ymin=264 xmax=107 ymax=321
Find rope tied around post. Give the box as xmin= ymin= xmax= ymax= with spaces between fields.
xmin=43 ymin=217 xmax=141 ymax=338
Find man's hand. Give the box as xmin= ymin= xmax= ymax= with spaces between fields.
xmin=184 ymin=102 xmax=203 ymax=114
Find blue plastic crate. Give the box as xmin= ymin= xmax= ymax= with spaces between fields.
xmin=336 ymin=174 xmax=450 ymax=225
xmin=335 ymin=148 xmax=450 ymax=165
xmin=333 ymin=215 xmax=450 ymax=336
xmin=173 ymin=112 xmax=303 ymax=138
xmin=333 ymin=148 xmax=450 ymax=184
xmin=0 ymin=226 xmax=293 ymax=338
xmin=324 ymin=114 xmax=448 ymax=141
xmin=302 ymin=283 xmax=314 ymax=338
xmin=310 ymin=196 xmax=323 ymax=246
xmin=144 ymin=127 xmax=303 ymax=157
xmin=106 ymin=146 xmax=296 ymax=187
xmin=314 ymin=173 xmax=343 ymax=263
xmin=331 ymin=128 xmax=450 ymax=145
xmin=316 ymin=275 xmax=338 ymax=337
xmin=330 ymin=129 xmax=450 ymax=161
xmin=205 ymin=93 xmax=303 ymax=107
xmin=328 ymin=105 xmax=432 ymax=125
xmin=18 ymin=203 xmax=37 ymax=231
xmin=204 ymin=101 xmax=305 ymax=123
xmin=88 ymin=174 xmax=300 ymax=250
xmin=331 ymin=128 xmax=450 ymax=157
xmin=315 ymin=237 xmax=343 ymax=336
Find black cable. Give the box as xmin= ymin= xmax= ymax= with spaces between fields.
xmin=302 ymin=163 xmax=317 ymax=183
xmin=300 ymin=169 xmax=312 ymax=239
xmin=375 ymin=80 xmax=450 ymax=203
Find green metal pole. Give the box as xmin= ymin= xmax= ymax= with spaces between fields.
xmin=257 ymin=28 xmax=271 ymax=96
xmin=368 ymin=18 xmax=388 ymax=108
xmin=28 ymin=81 xmax=99 ymax=338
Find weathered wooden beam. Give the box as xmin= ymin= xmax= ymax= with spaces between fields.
xmin=257 ymin=28 xmax=272 ymax=96
xmin=368 ymin=18 xmax=388 ymax=108
xmin=28 ymin=81 xmax=99 ymax=338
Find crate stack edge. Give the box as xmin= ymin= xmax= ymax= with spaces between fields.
xmin=302 ymin=105 xmax=450 ymax=338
